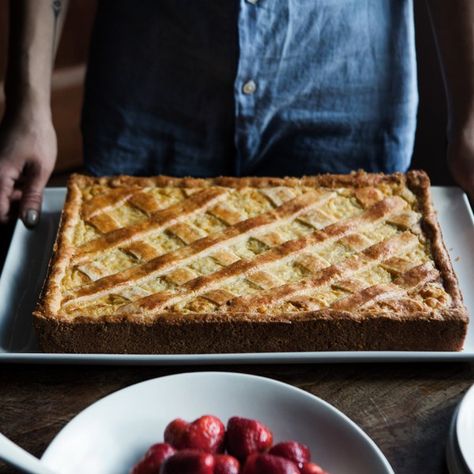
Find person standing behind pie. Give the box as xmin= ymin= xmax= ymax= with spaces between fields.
xmin=0 ymin=0 xmax=473 ymax=228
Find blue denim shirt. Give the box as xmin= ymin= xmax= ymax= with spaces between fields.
xmin=82 ymin=0 xmax=418 ymax=177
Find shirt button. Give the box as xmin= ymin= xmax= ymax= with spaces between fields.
xmin=243 ymin=80 xmax=257 ymax=95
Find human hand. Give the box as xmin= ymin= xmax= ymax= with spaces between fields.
xmin=0 ymin=108 xmax=57 ymax=228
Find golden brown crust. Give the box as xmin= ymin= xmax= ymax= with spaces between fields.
xmin=35 ymin=310 xmax=467 ymax=353
xmin=67 ymin=170 xmax=408 ymax=190
xmin=33 ymin=170 xmax=469 ymax=353
xmin=36 ymin=177 xmax=83 ymax=316
xmin=406 ymin=170 xmax=465 ymax=309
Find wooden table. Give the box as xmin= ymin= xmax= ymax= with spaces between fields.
xmin=0 ymin=194 xmax=473 ymax=474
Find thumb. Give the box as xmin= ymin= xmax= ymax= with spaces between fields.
xmin=19 ymin=166 xmax=49 ymax=229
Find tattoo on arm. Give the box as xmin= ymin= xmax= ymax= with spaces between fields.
xmin=51 ymin=0 xmax=62 ymax=57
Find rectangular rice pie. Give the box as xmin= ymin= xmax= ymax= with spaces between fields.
xmin=33 ymin=171 xmax=468 ymax=353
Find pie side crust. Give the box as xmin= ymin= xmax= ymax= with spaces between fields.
xmin=33 ymin=171 xmax=469 ymax=353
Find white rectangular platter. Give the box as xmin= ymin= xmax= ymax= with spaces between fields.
xmin=0 ymin=187 xmax=472 ymax=364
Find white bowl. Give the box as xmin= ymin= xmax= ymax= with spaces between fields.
xmin=456 ymin=383 xmax=474 ymax=472
xmin=41 ymin=372 xmax=393 ymax=474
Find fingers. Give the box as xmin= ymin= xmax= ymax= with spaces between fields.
xmin=11 ymin=189 xmax=22 ymax=202
xmin=0 ymin=171 xmax=17 ymax=224
xmin=19 ymin=163 xmax=50 ymax=229
xmin=0 ymin=113 xmax=57 ymax=226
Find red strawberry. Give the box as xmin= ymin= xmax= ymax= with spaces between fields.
xmin=226 ymin=416 xmax=273 ymax=461
xmin=269 ymin=441 xmax=311 ymax=469
xmin=160 ymin=449 xmax=215 ymax=474
xmin=242 ymin=453 xmax=300 ymax=474
xmin=164 ymin=415 xmax=225 ymax=453
xmin=164 ymin=418 xmax=188 ymax=449
xmin=300 ymin=461 xmax=330 ymax=474
xmin=130 ymin=443 xmax=176 ymax=474
xmin=184 ymin=415 xmax=226 ymax=453
xmin=214 ymin=454 xmax=240 ymax=474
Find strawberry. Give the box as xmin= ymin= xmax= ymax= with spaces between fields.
xmin=300 ymin=461 xmax=330 ymax=474
xmin=269 ymin=441 xmax=311 ymax=469
xmin=130 ymin=443 xmax=176 ymax=474
xmin=164 ymin=418 xmax=188 ymax=449
xmin=160 ymin=449 xmax=215 ymax=474
xmin=226 ymin=416 xmax=273 ymax=461
xmin=164 ymin=415 xmax=225 ymax=453
xmin=184 ymin=415 xmax=226 ymax=453
xmin=242 ymin=453 xmax=300 ymax=474
xmin=214 ymin=454 xmax=240 ymax=474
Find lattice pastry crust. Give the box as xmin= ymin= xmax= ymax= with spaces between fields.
xmin=33 ymin=171 xmax=468 ymax=353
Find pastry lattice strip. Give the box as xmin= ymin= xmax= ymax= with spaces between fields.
xmin=81 ymin=189 xmax=188 ymax=267
xmin=114 ymin=196 xmax=407 ymax=315
xmin=73 ymin=188 xmax=228 ymax=265
xmin=260 ymin=187 xmax=298 ymax=206
xmin=82 ymin=185 xmax=300 ymax=260
xmin=82 ymin=186 xmax=184 ymax=223
xmin=87 ymin=213 xmax=122 ymax=233
xmin=81 ymin=187 xmax=140 ymax=220
xmin=207 ymin=203 xmax=246 ymax=225
xmin=85 ymin=189 xmax=199 ymax=235
xmin=127 ymin=190 xmax=169 ymax=215
xmin=289 ymin=261 xmax=437 ymax=311
xmin=75 ymin=190 xmax=226 ymax=281
xmin=330 ymin=262 xmax=439 ymax=311
xmin=62 ymin=190 xmax=334 ymax=308
xmin=224 ymin=231 xmax=419 ymax=312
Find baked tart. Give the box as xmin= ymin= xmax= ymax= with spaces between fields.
xmin=34 ymin=171 xmax=468 ymax=353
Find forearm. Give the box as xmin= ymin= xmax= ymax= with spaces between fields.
xmin=426 ymin=0 xmax=474 ymax=138
xmin=4 ymin=0 xmax=69 ymax=116
xmin=0 ymin=0 xmax=69 ymax=225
